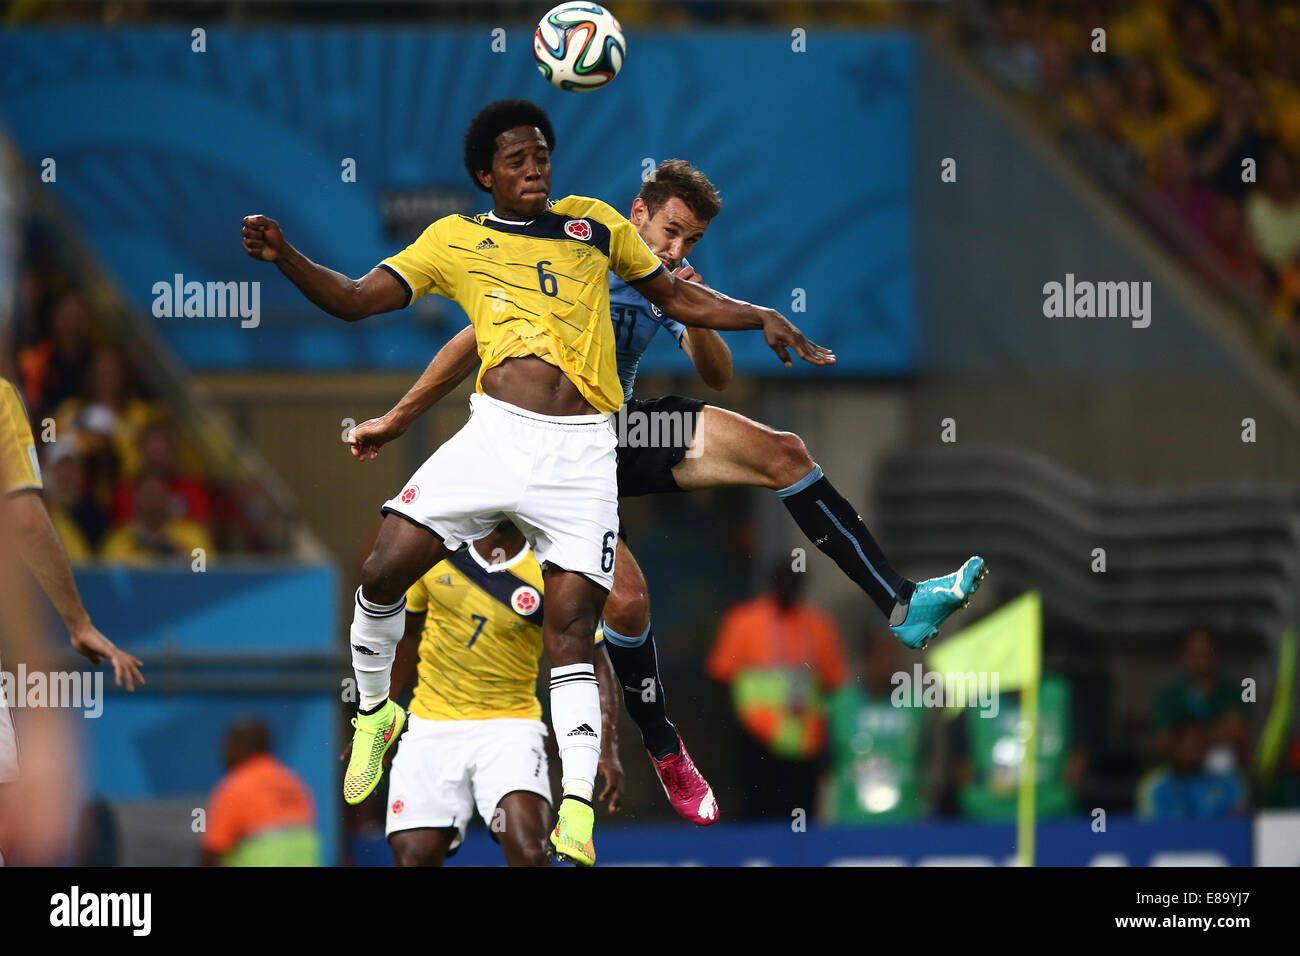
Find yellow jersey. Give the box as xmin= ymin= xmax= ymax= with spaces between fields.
xmin=405 ymin=542 xmax=546 ymax=721
xmin=381 ymin=195 xmax=664 ymax=414
xmin=404 ymin=542 xmax=607 ymax=721
xmin=0 ymin=377 xmax=42 ymax=496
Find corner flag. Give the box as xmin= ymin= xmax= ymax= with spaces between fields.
xmin=927 ymin=591 xmax=1042 ymax=866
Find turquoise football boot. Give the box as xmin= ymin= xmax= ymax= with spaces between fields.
xmin=890 ymin=556 xmax=987 ymax=649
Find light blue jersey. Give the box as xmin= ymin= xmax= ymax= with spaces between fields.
xmin=608 ymin=261 xmax=689 ymax=402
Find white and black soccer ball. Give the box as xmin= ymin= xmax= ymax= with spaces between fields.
xmin=533 ymin=2 xmax=626 ymax=92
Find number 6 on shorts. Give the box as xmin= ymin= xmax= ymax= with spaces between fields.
xmin=600 ymin=531 xmax=616 ymax=574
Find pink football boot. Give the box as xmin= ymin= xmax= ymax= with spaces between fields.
xmin=649 ymin=735 xmax=719 ymax=826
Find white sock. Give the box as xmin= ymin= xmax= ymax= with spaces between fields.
xmin=550 ymin=663 xmax=601 ymax=801
xmin=350 ymin=586 xmax=406 ymax=711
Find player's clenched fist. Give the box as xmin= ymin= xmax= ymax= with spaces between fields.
xmin=760 ymin=309 xmax=835 ymax=368
xmin=242 ymin=214 xmax=287 ymax=262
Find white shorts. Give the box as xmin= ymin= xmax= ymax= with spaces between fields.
xmin=384 ymin=714 xmax=551 ymax=851
xmin=382 ymin=392 xmax=620 ymax=590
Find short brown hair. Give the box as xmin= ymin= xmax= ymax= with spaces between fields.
xmin=638 ymin=159 xmax=722 ymax=223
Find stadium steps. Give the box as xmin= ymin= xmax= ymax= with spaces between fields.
xmin=877 ymin=445 xmax=1300 ymax=642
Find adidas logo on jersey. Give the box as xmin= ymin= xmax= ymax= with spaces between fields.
xmin=435 ymin=574 xmax=452 ymax=586
xmin=567 ymin=723 xmax=597 ymax=738
xmin=475 ymin=238 xmax=498 ymax=250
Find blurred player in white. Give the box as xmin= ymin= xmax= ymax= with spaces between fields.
xmin=0 ymin=375 xmax=143 ymax=863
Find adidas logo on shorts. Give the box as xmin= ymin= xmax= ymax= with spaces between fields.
xmin=567 ymin=723 xmax=597 ymax=738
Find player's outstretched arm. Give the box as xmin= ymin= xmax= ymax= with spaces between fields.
xmin=348 ymin=325 xmax=479 ymax=460
xmin=241 ymin=215 xmax=408 ymax=321
xmin=6 ymin=491 xmax=144 ymax=690
xmin=634 ymin=269 xmax=834 ymax=369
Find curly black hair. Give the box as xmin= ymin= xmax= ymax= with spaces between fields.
xmin=463 ymin=99 xmax=557 ymax=193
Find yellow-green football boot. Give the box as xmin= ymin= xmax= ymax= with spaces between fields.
xmin=343 ymin=699 xmax=405 ymax=806
xmin=550 ymin=796 xmax=596 ymax=866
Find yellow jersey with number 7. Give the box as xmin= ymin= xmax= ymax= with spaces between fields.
xmin=404 ymin=542 xmax=608 ymax=721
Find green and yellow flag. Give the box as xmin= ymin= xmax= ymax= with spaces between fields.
xmin=928 ymin=591 xmax=1042 ymax=866
xmin=1257 ymin=628 xmax=1297 ymax=785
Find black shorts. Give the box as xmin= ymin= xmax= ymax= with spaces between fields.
xmin=614 ymin=395 xmax=706 ymax=498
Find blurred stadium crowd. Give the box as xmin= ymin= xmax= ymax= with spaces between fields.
xmin=14 ymin=286 xmax=216 ymax=563
xmin=1 ymin=194 xmax=288 ymax=561
xmin=967 ymin=0 xmax=1300 ymax=350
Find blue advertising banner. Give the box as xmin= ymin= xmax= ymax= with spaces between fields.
xmin=351 ymin=817 xmax=1253 ymax=867
xmin=70 ymin=563 xmax=338 ymax=654
xmin=0 ymin=27 xmax=915 ymax=377
xmin=61 ymin=565 xmax=342 ymax=863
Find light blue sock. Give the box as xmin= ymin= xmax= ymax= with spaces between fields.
xmin=601 ymin=620 xmax=651 ymax=648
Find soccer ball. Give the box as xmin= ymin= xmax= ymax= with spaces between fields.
xmin=533 ymin=2 xmax=626 ymax=92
